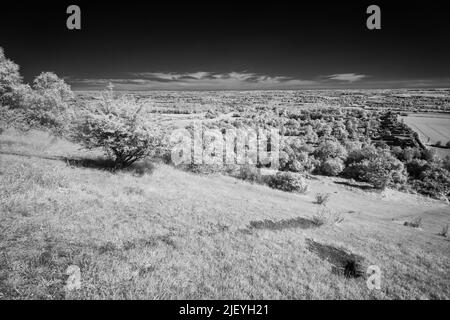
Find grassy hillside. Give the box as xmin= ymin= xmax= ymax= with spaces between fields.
xmin=1 ymin=129 xmax=449 ymax=299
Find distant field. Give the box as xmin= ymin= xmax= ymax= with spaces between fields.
xmin=401 ymin=113 xmax=450 ymax=157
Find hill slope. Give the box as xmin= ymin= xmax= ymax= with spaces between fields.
xmin=0 ymin=129 xmax=449 ymax=299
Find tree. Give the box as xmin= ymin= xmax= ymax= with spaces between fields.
xmin=344 ymin=147 xmax=407 ymax=189
xmin=313 ymin=140 xmax=347 ymax=162
xmin=279 ymin=139 xmax=317 ymax=173
xmin=0 ymin=47 xmax=22 ymax=106
xmin=33 ymin=72 xmax=74 ymax=101
xmin=14 ymin=72 xmax=75 ymax=136
xmin=443 ymin=155 xmax=450 ymax=172
xmin=319 ymin=158 xmax=345 ymax=176
xmin=75 ymin=85 xmax=163 ymax=170
xmin=268 ymin=172 xmax=308 ymax=193
xmin=0 ymin=48 xmax=74 ymax=136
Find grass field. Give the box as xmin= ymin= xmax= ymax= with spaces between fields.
xmin=1 ymin=129 xmax=449 ymax=299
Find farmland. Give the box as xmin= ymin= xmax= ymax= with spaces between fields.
xmin=401 ymin=113 xmax=450 ymax=157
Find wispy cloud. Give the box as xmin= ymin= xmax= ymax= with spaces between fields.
xmin=68 ymin=72 xmax=450 ymax=90
xmin=324 ymin=73 xmax=368 ymax=82
xmin=68 ymin=71 xmax=318 ymax=90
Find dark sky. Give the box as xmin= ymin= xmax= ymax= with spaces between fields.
xmin=1 ymin=1 xmax=450 ymax=90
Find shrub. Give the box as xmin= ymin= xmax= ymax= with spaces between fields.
xmin=401 ymin=147 xmax=422 ymax=162
xmin=268 ymin=172 xmax=308 ymax=193
xmin=312 ymin=207 xmax=344 ymax=226
xmin=421 ymin=148 xmax=439 ymax=163
xmin=439 ymin=224 xmax=449 ymax=237
xmin=2 ymin=71 xmax=74 ymax=136
xmin=435 ymin=141 xmax=442 ymax=147
xmin=131 ymin=159 xmax=156 ymax=177
xmin=443 ymin=156 xmax=450 ymax=172
xmin=344 ymin=147 xmax=407 ymax=189
xmin=404 ymin=217 xmax=422 ymax=228
xmin=33 ymin=72 xmax=74 ymax=101
xmin=279 ymin=147 xmax=317 ymax=173
xmin=318 ymin=158 xmax=344 ymax=176
xmin=22 ymin=87 xmax=73 ymax=136
xmin=313 ymin=140 xmax=347 ymax=162
xmin=205 ymin=109 xmax=219 ymax=119
xmin=446 ymin=141 xmax=450 ymax=149
xmin=406 ymin=159 xmax=429 ymax=179
xmin=0 ymin=47 xmax=22 ymax=106
xmin=391 ymin=146 xmax=404 ymax=159
xmin=411 ymin=166 xmax=450 ymax=199
xmin=345 ymin=144 xmax=378 ymax=166
xmin=315 ymin=193 xmax=331 ymax=205
xmin=237 ymin=165 xmax=263 ymax=184
xmin=185 ymin=164 xmax=224 ymax=175
xmin=364 ymin=156 xmax=407 ymax=189
xmin=75 ymin=85 xmax=162 ymax=170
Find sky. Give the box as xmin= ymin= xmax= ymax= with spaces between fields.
xmin=1 ymin=1 xmax=450 ymax=90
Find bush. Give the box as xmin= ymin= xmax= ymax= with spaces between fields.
xmin=315 ymin=193 xmax=331 ymax=205
xmin=205 ymin=109 xmax=219 ymax=119
xmin=313 ymin=140 xmax=347 ymax=162
xmin=1 ymin=71 xmax=74 ymax=136
xmin=23 ymin=78 xmax=73 ymax=136
xmin=421 ymin=148 xmax=439 ymax=163
xmin=411 ymin=166 xmax=450 ymax=199
xmin=443 ymin=156 xmax=450 ymax=172
xmin=75 ymin=85 xmax=162 ymax=170
xmin=237 ymin=165 xmax=263 ymax=184
xmin=406 ymin=159 xmax=429 ymax=179
xmin=318 ymin=158 xmax=344 ymax=176
xmin=33 ymin=72 xmax=74 ymax=101
xmin=131 ymin=159 xmax=156 ymax=177
xmin=312 ymin=207 xmax=344 ymax=226
xmin=404 ymin=217 xmax=422 ymax=228
xmin=345 ymin=145 xmax=378 ymax=166
xmin=0 ymin=47 xmax=22 ymax=106
xmin=279 ymin=148 xmax=317 ymax=173
xmin=400 ymin=147 xmax=422 ymax=162
xmin=439 ymin=224 xmax=449 ymax=237
xmin=344 ymin=147 xmax=407 ymax=189
xmin=268 ymin=172 xmax=308 ymax=193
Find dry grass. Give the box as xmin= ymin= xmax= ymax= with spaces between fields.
xmin=1 ymin=129 xmax=450 ymax=299
xmin=312 ymin=207 xmax=344 ymax=227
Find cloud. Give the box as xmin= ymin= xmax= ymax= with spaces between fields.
xmin=69 ymin=71 xmax=318 ymax=90
xmin=324 ymin=73 xmax=368 ymax=82
xmin=68 ymin=73 xmax=450 ymax=90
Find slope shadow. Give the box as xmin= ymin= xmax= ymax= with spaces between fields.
xmin=334 ymin=180 xmax=376 ymax=191
xmin=306 ymin=238 xmax=366 ymax=278
xmin=62 ymin=157 xmax=116 ymax=171
xmin=248 ymin=217 xmax=318 ymax=231
xmin=1 ymin=150 xmax=156 ymax=176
